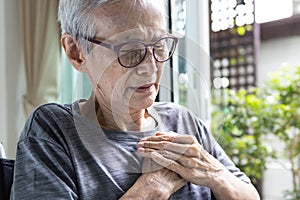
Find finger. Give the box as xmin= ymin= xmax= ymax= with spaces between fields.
xmin=137 ymin=147 xmax=152 ymax=157
xmin=158 ymin=149 xmax=182 ymax=161
xmin=150 ymin=151 xmax=179 ymax=168
xmin=138 ymin=147 xmax=202 ymax=169
xmin=137 ymin=146 xmax=183 ymax=159
xmin=151 ymin=152 xmax=224 ymax=187
xmin=155 ymin=150 xmax=211 ymax=169
xmin=151 ymin=152 xmax=187 ymax=176
xmin=139 ymin=134 xmax=196 ymax=145
xmin=138 ymin=147 xmax=192 ymax=168
xmin=139 ymin=140 xmax=204 ymax=158
xmin=138 ymin=140 xmax=190 ymax=155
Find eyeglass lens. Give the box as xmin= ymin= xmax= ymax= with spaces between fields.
xmin=118 ymin=37 xmax=176 ymax=68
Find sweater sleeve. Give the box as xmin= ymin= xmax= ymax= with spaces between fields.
xmin=11 ymin=104 xmax=79 ymax=200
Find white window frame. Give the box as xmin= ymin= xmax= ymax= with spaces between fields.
xmin=159 ymin=0 xmax=211 ymax=124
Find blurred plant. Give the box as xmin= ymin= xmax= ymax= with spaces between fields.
xmin=212 ymin=66 xmax=300 ymax=198
xmin=211 ymin=89 xmax=275 ymax=185
xmin=261 ymin=66 xmax=300 ymax=198
xmin=284 ymin=190 xmax=300 ymax=200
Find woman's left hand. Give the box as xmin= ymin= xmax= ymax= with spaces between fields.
xmin=137 ymin=132 xmax=226 ymax=188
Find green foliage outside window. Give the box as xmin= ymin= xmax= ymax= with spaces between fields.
xmin=212 ymin=66 xmax=300 ymax=199
xmin=212 ymin=89 xmax=274 ymax=186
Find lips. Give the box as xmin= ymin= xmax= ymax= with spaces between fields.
xmin=131 ymin=83 xmax=156 ymax=93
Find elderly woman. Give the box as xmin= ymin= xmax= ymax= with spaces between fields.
xmin=11 ymin=0 xmax=260 ymax=199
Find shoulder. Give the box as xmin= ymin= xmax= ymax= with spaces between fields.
xmin=31 ymin=102 xmax=73 ymax=118
xmin=19 ymin=102 xmax=75 ymax=143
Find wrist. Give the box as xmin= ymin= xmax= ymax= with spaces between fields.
xmin=139 ymin=174 xmax=171 ymax=200
xmin=207 ymin=168 xmax=241 ymax=198
xmin=206 ymin=168 xmax=230 ymax=190
xmin=121 ymin=174 xmax=170 ymax=200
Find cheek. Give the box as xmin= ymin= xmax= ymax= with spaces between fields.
xmin=156 ymin=64 xmax=164 ymax=83
xmin=85 ymin=50 xmax=118 ymax=84
xmin=98 ymin=67 xmax=132 ymax=98
xmin=111 ymin=73 xmax=133 ymax=98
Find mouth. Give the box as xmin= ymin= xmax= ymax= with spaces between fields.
xmin=131 ymin=83 xmax=156 ymax=93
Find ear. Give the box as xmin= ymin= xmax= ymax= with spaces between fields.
xmin=61 ymin=34 xmax=86 ymax=72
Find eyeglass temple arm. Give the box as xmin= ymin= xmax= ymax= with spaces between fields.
xmin=86 ymin=38 xmax=115 ymax=50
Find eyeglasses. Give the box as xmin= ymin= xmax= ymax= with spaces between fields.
xmin=84 ymin=36 xmax=178 ymax=68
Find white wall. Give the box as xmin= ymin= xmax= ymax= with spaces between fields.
xmin=257 ymin=36 xmax=300 ymax=200
xmin=0 ymin=0 xmax=7 ymax=155
xmin=263 ymin=162 xmax=294 ymax=200
xmin=0 ymin=0 xmax=26 ymax=159
xmin=257 ymin=36 xmax=300 ymax=85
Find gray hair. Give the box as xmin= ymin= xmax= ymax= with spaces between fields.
xmin=58 ymin=0 xmax=167 ymax=54
xmin=58 ymin=0 xmax=121 ymax=53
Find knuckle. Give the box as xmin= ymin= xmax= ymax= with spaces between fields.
xmin=160 ymin=150 xmax=169 ymax=158
xmin=186 ymin=157 xmax=198 ymax=168
xmin=143 ymin=142 xmax=150 ymax=148
xmin=186 ymin=159 xmax=193 ymax=168
xmin=189 ymin=168 xmax=198 ymax=178
xmin=148 ymin=142 xmax=155 ymax=148
xmin=161 ymin=135 xmax=172 ymax=141
xmin=187 ymin=145 xmax=198 ymax=155
xmin=168 ymin=160 xmax=177 ymax=169
xmin=191 ymin=135 xmax=198 ymax=143
xmin=160 ymin=141 xmax=169 ymax=148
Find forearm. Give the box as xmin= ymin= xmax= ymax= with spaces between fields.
xmin=209 ymin=169 xmax=260 ymax=200
xmin=119 ymin=174 xmax=170 ymax=200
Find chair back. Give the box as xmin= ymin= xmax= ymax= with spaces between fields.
xmin=0 ymin=158 xmax=15 ymax=200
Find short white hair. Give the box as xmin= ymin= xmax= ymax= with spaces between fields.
xmin=58 ymin=0 xmax=167 ymax=53
xmin=58 ymin=0 xmax=120 ymax=53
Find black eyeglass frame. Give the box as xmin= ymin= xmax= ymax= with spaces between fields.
xmin=84 ymin=36 xmax=178 ymax=68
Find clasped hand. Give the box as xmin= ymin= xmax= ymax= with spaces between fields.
xmin=137 ymin=132 xmax=226 ymax=188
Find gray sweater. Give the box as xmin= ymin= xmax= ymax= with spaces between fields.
xmin=11 ymin=101 xmax=250 ymax=199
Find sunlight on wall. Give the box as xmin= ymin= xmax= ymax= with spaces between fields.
xmin=255 ymin=0 xmax=293 ymax=23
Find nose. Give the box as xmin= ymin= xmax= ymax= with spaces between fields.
xmin=135 ymin=47 xmax=158 ymax=76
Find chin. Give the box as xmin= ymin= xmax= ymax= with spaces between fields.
xmin=129 ymin=94 xmax=156 ymax=110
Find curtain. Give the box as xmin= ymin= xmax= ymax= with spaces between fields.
xmin=20 ymin=0 xmax=60 ymax=116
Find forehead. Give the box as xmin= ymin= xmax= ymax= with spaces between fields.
xmin=93 ymin=0 xmax=167 ymax=40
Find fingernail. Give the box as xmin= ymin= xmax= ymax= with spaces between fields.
xmin=137 ymin=147 xmax=145 ymax=153
xmin=137 ymin=142 xmax=144 ymax=148
xmin=156 ymin=132 xmax=163 ymax=135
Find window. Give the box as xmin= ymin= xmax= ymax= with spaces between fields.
xmin=58 ymin=51 xmax=91 ymax=104
xmin=165 ymin=0 xmax=211 ymax=121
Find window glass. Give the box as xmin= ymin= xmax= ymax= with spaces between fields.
xmin=58 ymin=50 xmax=91 ymax=104
xmin=171 ymin=0 xmax=187 ymax=106
xmin=169 ymin=0 xmax=211 ymax=121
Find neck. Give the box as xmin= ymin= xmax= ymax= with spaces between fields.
xmin=80 ymin=95 xmax=155 ymax=132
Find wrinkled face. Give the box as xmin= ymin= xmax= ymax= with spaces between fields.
xmin=84 ymin=0 xmax=167 ymax=112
